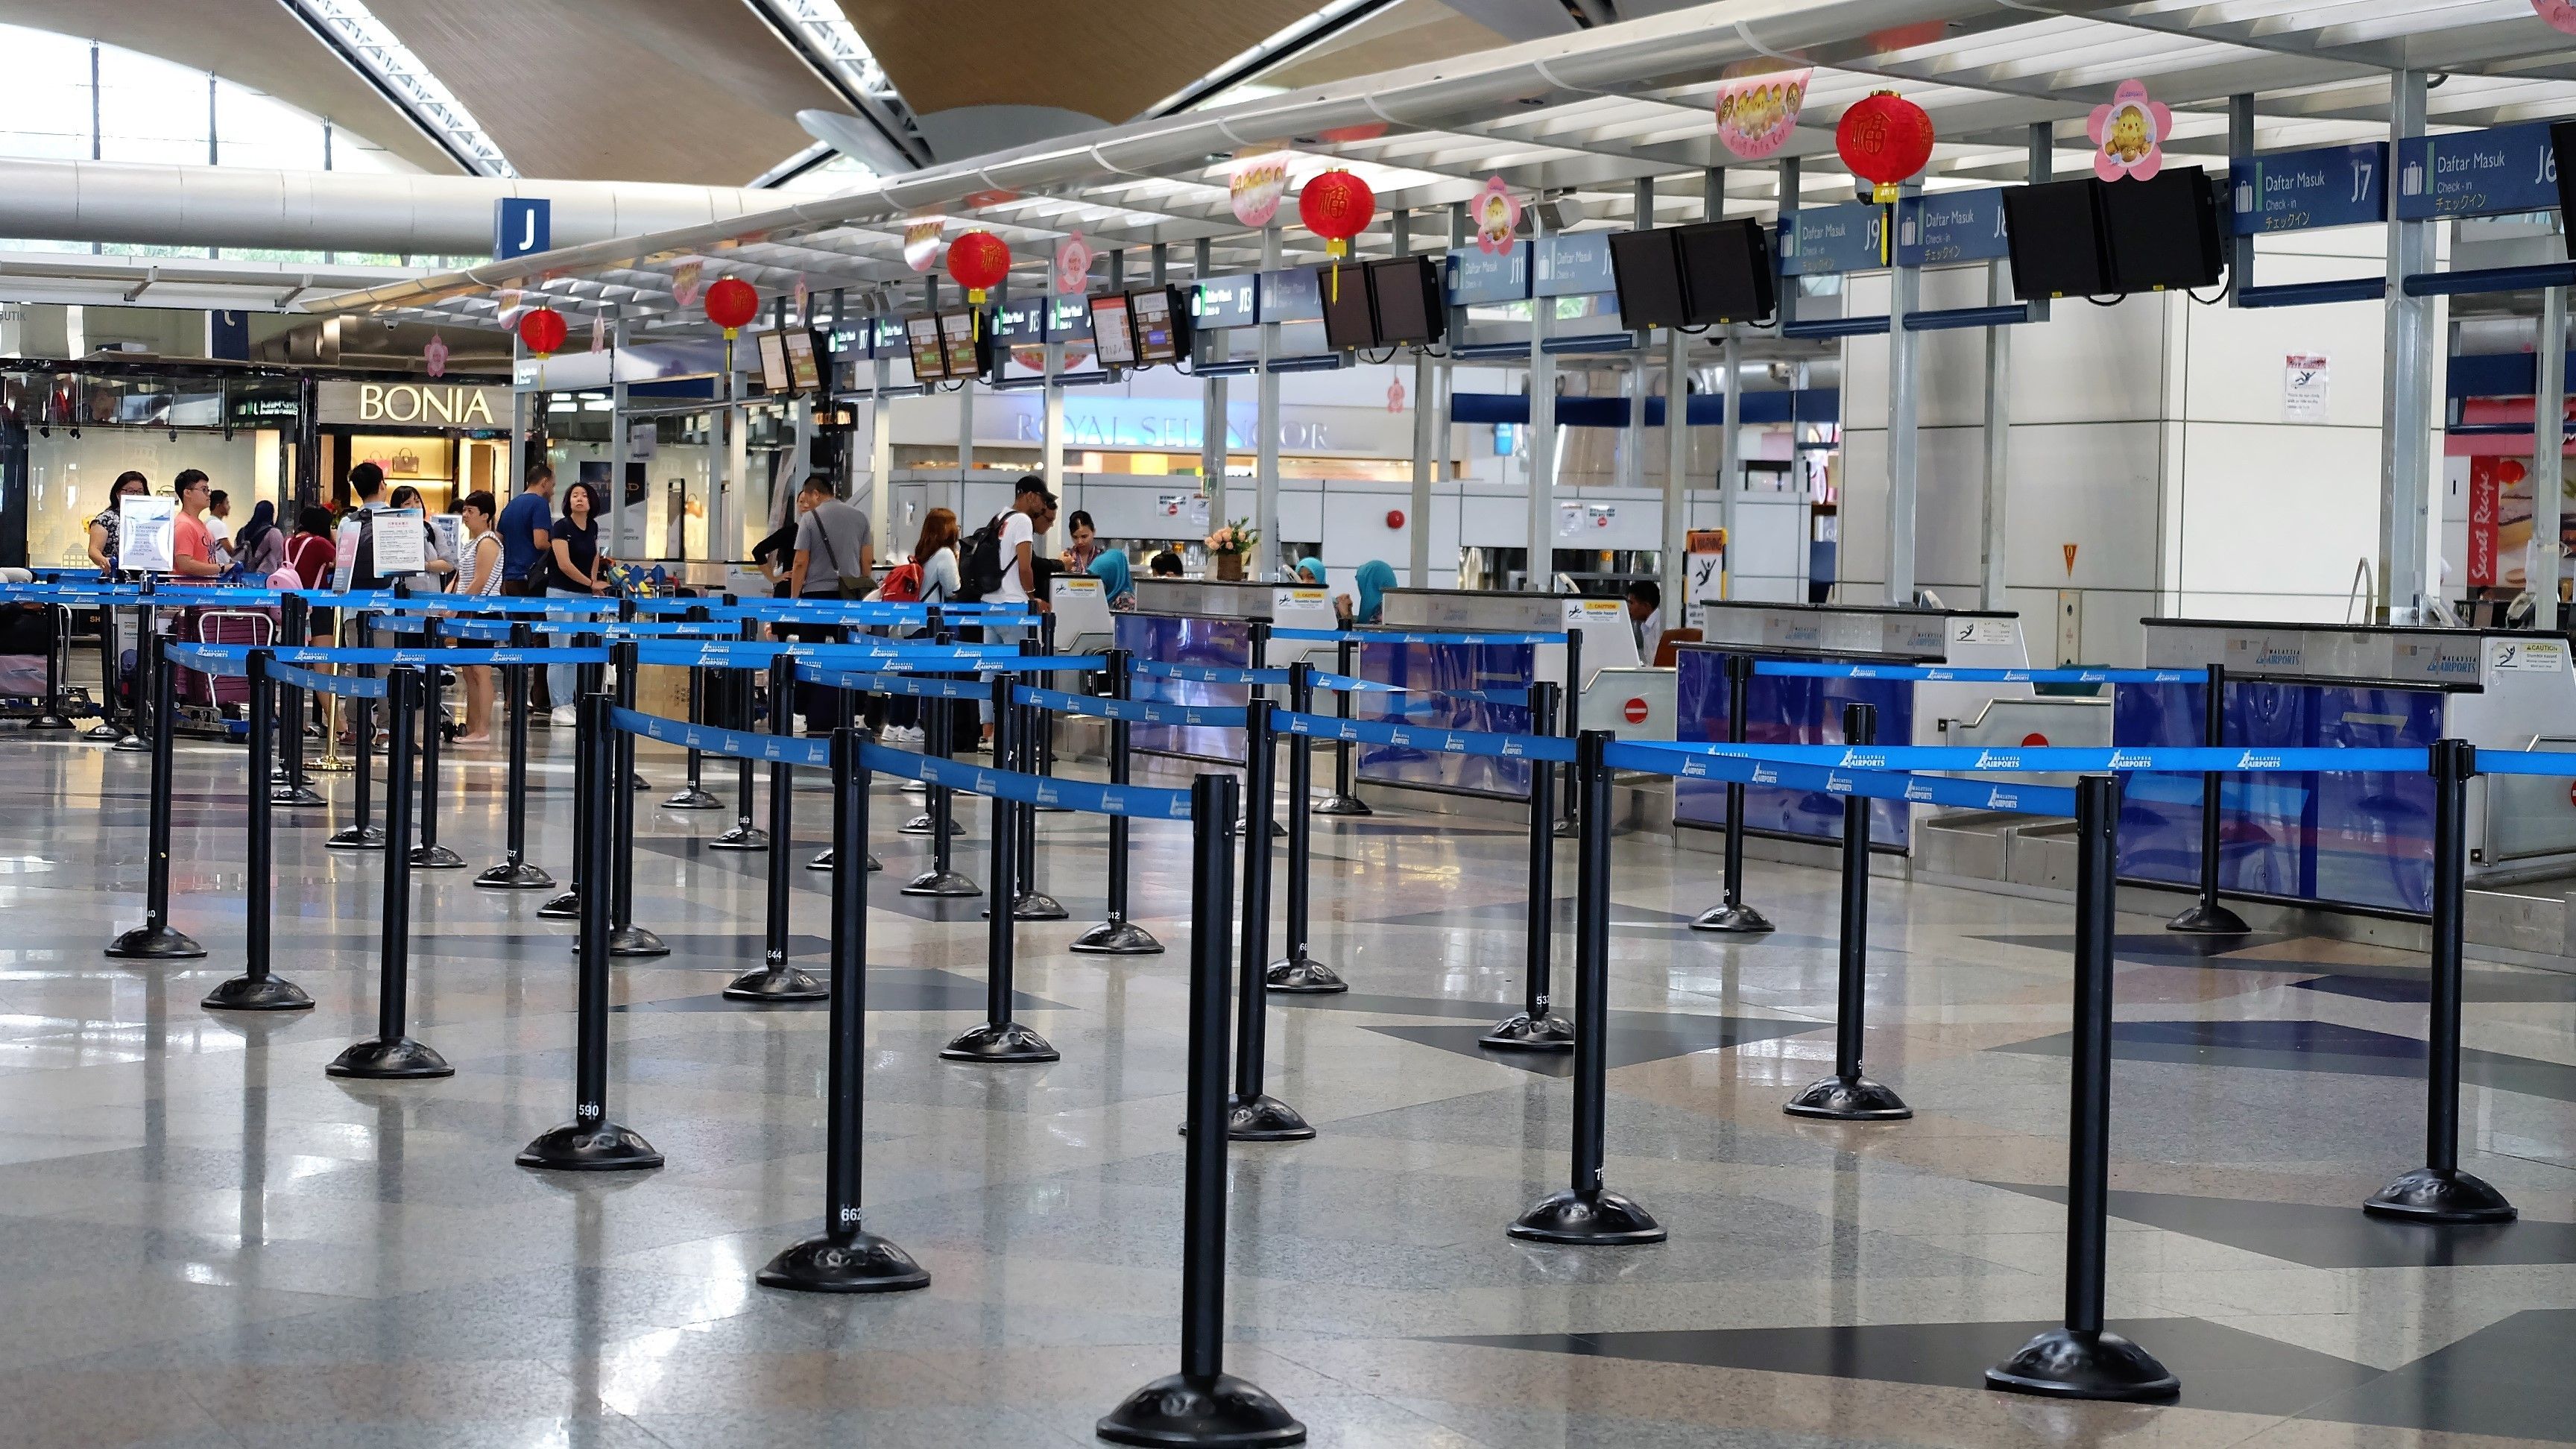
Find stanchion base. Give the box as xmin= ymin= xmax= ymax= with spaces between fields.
xmin=627 ymin=772 xmax=650 ymax=792
xmin=2363 ymin=1166 xmax=2517 ymax=1223
xmin=1265 ymin=956 xmax=1346 ymax=994
xmin=707 ymin=827 xmax=770 ymax=852
xmin=270 ymin=784 xmax=328 ymax=808
xmin=1231 ymin=819 xmax=1289 ymax=839
xmin=202 ymin=974 xmax=315 ymax=1011
xmin=1508 ymin=1187 xmax=1666 ymax=1245
xmin=1690 ymin=901 xmax=1775 ymax=934
xmin=1480 ymin=1012 xmax=1574 ymax=1052
xmin=723 ymin=964 xmax=827 ymax=1002
xmin=516 ymin=1121 xmax=663 ymax=1171
xmin=535 ymin=890 xmax=581 ymax=920
xmin=1070 ymin=918 xmax=1164 ymax=956
xmin=1180 ymin=1093 xmax=1312 ymax=1143
xmin=1985 ymin=1328 xmax=2179 ymax=1402
xmin=1098 ymin=1371 xmax=1306 ymax=1449
xmin=898 ymin=813 xmax=963 ymax=836
xmin=1310 ymin=794 xmax=1371 ymax=818
xmin=325 ymin=1036 xmax=453 ymax=1080
xmin=1552 ymin=817 xmax=1576 ymax=840
xmin=111 ymin=734 xmax=149 ymax=754
xmin=473 ymin=859 xmax=557 ymax=891
xmin=408 ymin=845 xmax=470 ymax=870
xmin=2166 ymin=899 xmax=2252 ymax=935
xmin=26 ymin=713 xmax=74 ymax=732
xmin=607 ymin=925 xmax=670 ymax=959
xmin=1784 ymin=1074 xmax=1913 ymax=1121
xmin=995 ymin=891 xmax=1067 ymax=922
xmin=104 ymin=925 xmax=206 ymax=960
xmin=85 ymin=722 xmax=125 ymax=742
xmin=900 ymin=868 xmax=981 ymax=898
xmin=663 ymin=786 xmax=725 ymax=810
xmin=323 ymin=827 xmax=386 ymax=850
xmin=938 ymin=1020 xmax=1058 ymax=1063
xmin=757 ymin=1230 xmax=931 ymax=1294
xmin=805 ymin=847 xmax=883 ymax=871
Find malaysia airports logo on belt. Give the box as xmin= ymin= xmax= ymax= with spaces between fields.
xmin=2108 ymin=750 xmax=2156 ymax=769
xmin=1751 ymin=763 xmax=1778 ymax=785
xmin=1972 ymin=751 xmax=2021 ymax=770
xmin=2236 ymin=751 xmax=2284 ymax=769
xmin=1839 ymin=750 xmax=1890 ymax=768
xmin=1825 ymin=771 xmax=1854 ymax=794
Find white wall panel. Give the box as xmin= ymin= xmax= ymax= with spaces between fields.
xmin=2174 ymin=420 xmax=2380 ymax=610
xmin=2180 ymin=256 xmax=2387 ymax=429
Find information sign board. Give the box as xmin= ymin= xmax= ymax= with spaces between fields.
xmin=2229 ymin=142 xmax=2387 ymax=234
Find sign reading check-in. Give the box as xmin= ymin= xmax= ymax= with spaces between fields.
xmin=317 ymin=381 xmax=508 ymax=428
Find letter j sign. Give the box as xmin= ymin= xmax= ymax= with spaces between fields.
xmin=493 ymin=198 xmax=551 ymax=261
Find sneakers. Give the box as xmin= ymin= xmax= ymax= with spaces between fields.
xmin=884 ymin=724 xmax=924 ymax=744
xmin=549 ymin=705 xmax=577 ymax=727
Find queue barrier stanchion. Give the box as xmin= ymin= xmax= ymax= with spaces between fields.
xmin=1691 ymin=652 xmax=1773 ymax=935
xmin=605 ymin=639 xmax=669 ymax=957
xmin=805 ymin=668 xmax=881 ymax=874
xmin=1484 ymin=678 xmax=1571 ymax=1050
xmin=271 ymin=593 xmax=326 ymax=806
xmin=900 ymin=645 xmax=979 ymax=897
xmin=940 ymin=674 xmax=1055 ymax=1062
xmin=476 ymin=621 xmax=556 ymax=889
xmin=1310 ymin=634 xmax=1370 ymax=817
xmin=666 ymin=604 xmax=724 ymax=810
xmin=1553 ymin=628 xmax=1582 ymax=839
xmin=1509 ymin=727 xmax=1664 ymax=1246
xmin=30 ymin=597 xmax=72 ymax=731
xmin=1228 ymin=623 xmax=1287 ymax=842
xmin=1031 ymin=612 xmax=1071 ymax=815
xmin=1986 ymin=772 xmax=2179 ymax=1401
xmin=327 ymin=668 xmax=452 ymax=1080
xmin=1098 ymin=771 xmax=1307 ymax=1449
xmin=86 ymin=592 xmax=127 ymax=742
xmin=1266 ymin=661 xmax=1341 ymax=994
xmin=408 ymin=616 xmax=468 ymax=869
xmin=1213 ymin=692 xmax=1312 ymax=1140
xmin=2167 ymin=661 xmax=2250 ymax=935
xmin=900 ymin=607 xmax=941 ymax=804
xmin=1784 ymin=701 xmax=1911 ymax=1122
xmin=111 ymin=581 xmax=153 ymax=752
xmin=518 ymin=691 xmax=664 ymax=1170
xmin=104 ymin=636 xmax=206 ymax=960
xmin=2365 ymin=737 xmax=2516 ymax=1223
xmin=323 ymin=614 xmax=385 ymax=849
xmin=709 ymin=611 xmax=768 ymax=851
xmin=728 ymin=652 xmax=827 ymax=1002
xmin=618 ymin=599 xmax=651 ymax=792
xmin=757 ymin=724 xmax=928 ymax=1292
xmin=1002 ymin=628 xmax=1066 ymax=920
xmin=204 ymin=649 xmax=314 ymax=1011
xmin=537 ymin=627 xmax=606 ymax=918
xmin=1070 ymin=648 xmax=1164 ymax=956
xmin=900 ymin=625 xmax=966 ymax=837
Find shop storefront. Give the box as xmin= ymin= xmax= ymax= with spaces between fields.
xmin=317 ymin=379 xmax=511 ymax=515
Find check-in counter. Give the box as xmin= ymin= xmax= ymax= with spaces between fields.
xmin=1357 ymin=588 xmax=1641 ymax=803
xmin=2119 ymin=620 xmax=2576 ymax=914
xmin=1113 ymin=578 xmax=1338 ymax=764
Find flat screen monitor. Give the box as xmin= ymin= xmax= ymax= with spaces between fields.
xmin=1608 ymin=229 xmax=1688 ymax=329
xmin=1131 ymin=285 xmax=1189 ymax=364
xmin=2100 ymin=166 xmax=2223 ymax=294
xmin=905 ymin=315 xmax=947 ymax=381
xmin=755 ymin=330 xmax=792 ymax=393
xmin=1675 ymin=218 xmax=1775 ymax=325
xmin=1320 ymin=262 xmax=1376 ymax=350
xmin=1089 ymin=293 xmax=1137 ymax=367
xmin=2003 ymin=177 xmax=2113 ymax=300
xmin=782 ymin=329 xmax=824 ymax=393
xmin=938 ymin=310 xmax=981 ymax=379
xmin=1366 ymin=257 xmax=1445 ymax=345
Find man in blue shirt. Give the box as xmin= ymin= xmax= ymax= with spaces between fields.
xmin=496 ymin=464 xmax=555 ymax=596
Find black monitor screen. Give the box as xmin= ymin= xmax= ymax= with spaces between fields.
xmin=1089 ymin=294 xmax=1137 ymax=367
xmin=2003 ymin=178 xmax=2112 ymax=300
xmin=1132 ymin=286 xmax=1187 ymax=364
xmin=1320 ymin=263 xmax=1376 ymax=350
xmin=2551 ymin=120 xmax=2575 ymax=254
xmin=2100 ymin=166 xmax=2222 ymax=294
xmin=1608 ymin=229 xmax=1688 ymax=329
xmin=783 ymin=329 xmax=824 ymax=392
xmin=1675 ymin=218 xmax=1775 ymax=325
xmin=904 ymin=315 xmax=947 ymax=381
xmin=1366 ymin=257 xmax=1445 ymax=345
xmin=938 ymin=311 xmax=981 ymax=379
xmin=755 ymin=331 xmax=792 ymax=393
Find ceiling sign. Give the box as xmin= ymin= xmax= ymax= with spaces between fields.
xmin=2228 ymin=142 xmax=2386 ymax=235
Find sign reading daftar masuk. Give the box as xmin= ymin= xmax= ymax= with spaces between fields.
xmin=316 ymin=380 xmax=509 ymax=428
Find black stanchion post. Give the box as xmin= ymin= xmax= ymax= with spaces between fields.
xmin=1218 ymin=687 xmax=1311 ymax=1140
xmin=728 ymin=654 xmax=827 ymax=1000
xmin=1785 ymin=702 xmax=1910 ymax=1121
xmin=760 ymin=724 xmax=930 ymax=1292
xmin=1099 ymin=772 xmax=1305 ymax=1449
xmin=604 ymin=639 xmax=669 ymax=956
xmin=1553 ymin=628 xmax=1583 ymax=839
xmin=271 ymin=594 xmax=324 ymax=806
xmin=1030 ymin=612 xmax=1070 ymax=815
xmin=112 ymin=582 xmax=153 ymax=752
xmin=30 ymin=599 xmax=72 ymax=730
xmin=2366 ymin=738 xmax=2516 ymax=1222
xmin=710 ymin=613 xmax=767 ymax=850
xmin=806 ymin=666 xmax=880 ymax=872
xmin=206 ymin=650 xmax=314 ymax=1010
xmin=476 ymin=621 xmax=555 ymax=888
xmin=1072 ymin=648 xmax=1162 ymax=955
xmin=86 ymin=596 xmax=127 ymax=742
xmin=1510 ymin=728 xmax=1664 ymax=1245
xmin=617 ymin=600 xmax=649 ymax=791
xmin=1267 ymin=661 xmax=1342 ymax=994
xmin=2167 ymin=661 xmax=2250 ymax=935
xmin=1237 ymin=622 xmax=1285 ymax=842
xmin=408 ymin=616 xmax=467 ymax=868
xmin=324 ymin=625 xmax=384 ymax=849
xmin=666 ymin=604 xmax=723 ymax=809
xmin=901 ymin=670 xmax=979 ymax=897
xmin=1692 ymin=651 xmax=1773 ymax=933
xmin=1485 ymin=678 xmax=1571 ymax=1049
xmin=1988 ymin=773 xmax=2179 ymax=1401
xmin=519 ymin=690 xmax=663 ymax=1169
xmin=1312 ymin=634 xmax=1370 ymax=816
xmin=1006 ymin=672 xmax=1067 ymax=920
xmin=105 ymin=640 xmax=205 ymax=959
xmin=327 ymin=669 xmax=451 ymax=1079
xmin=941 ymin=675 xmax=1053 ymax=1061
xmin=536 ymin=625 xmax=604 ymax=918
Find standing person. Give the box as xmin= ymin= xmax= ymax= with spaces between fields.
xmin=1624 ymin=579 xmax=1663 ymax=653
xmin=171 ymin=471 xmax=224 ymax=580
xmin=496 ymin=464 xmax=556 ymax=598
xmin=1334 ymin=558 xmax=1397 ymax=626
xmin=1061 ymin=509 xmax=1102 ymax=572
xmin=880 ymin=508 xmax=958 ymax=745
xmin=287 ymin=505 xmax=338 ymax=645
xmin=1148 ymin=549 xmax=1185 ymax=578
xmin=786 ymin=476 xmax=875 ymax=601
xmin=332 ymin=461 xmax=397 ymax=593
xmin=543 ymin=480 xmax=607 ymax=724
xmin=452 ymin=490 xmax=504 ymax=742
xmin=88 ymin=471 xmax=152 ymax=577
xmin=387 ymin=485 xmax=455 ymax=595
xmin=965 ymin=474 xmax=1054 ymax=614
xmin=203 ymin=490 xmax=236 ymax=566
xmin=232 ymin=500 xmax=285 ymax=578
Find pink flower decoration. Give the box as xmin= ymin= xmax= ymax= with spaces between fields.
xmin=2086 ymin=78 xmax=2172 ymax=181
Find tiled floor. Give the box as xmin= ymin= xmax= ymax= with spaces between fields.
xmin=4 ymin=721 xmax=2575 ymax=1448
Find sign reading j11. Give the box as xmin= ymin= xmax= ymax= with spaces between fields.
xmin=2230 ymin=142 xmax=2385 ymax=234
xmin=1895 ymin=189 xmax=2008 ymax=267
xmin=2396 ymin=121 xmax=2560 ymax=219
xmin=1780 ymin=202 xmax=1886 ymax=277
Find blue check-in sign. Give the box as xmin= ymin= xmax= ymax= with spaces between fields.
xmin=493 ymin=198 xmax=552 ymax=259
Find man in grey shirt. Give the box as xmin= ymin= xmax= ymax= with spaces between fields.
xmin=788 ymin=474 xmax=874 ymax=598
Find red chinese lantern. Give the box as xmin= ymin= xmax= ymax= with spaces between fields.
xmin=1836 ymin=91 xmax=1936 ymax=203
xmin=516 ymin=306 xmax=566 ymax=359
xmin=1297 ymin=169 xmax=1375 ymax=258
xmin=945 ymin=230 xmax=1011 ymax=304
xmin=704 ymin=277 xmax=760 ymax=337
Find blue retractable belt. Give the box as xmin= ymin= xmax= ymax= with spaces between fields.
xmin=1603 ymin=739 xmax=2080 ymax=817
xmin=1134 ymin=660 xmax=1292 ymax=686
xmin=1271 ymin=707 xmax=1577 ymax=763
xmin=1623 ymin=739 xmax=2432 ymax=774
xmin=1013 ymin=684 xmax=1250 ymax=728
xmin=1751 ymin=660 xmax=2205 ymax=684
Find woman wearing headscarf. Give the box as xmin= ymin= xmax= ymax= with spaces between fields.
xmin=1087 ymin=546 xmax=1136 ymax=610
xmin=1336 ymin=559 xmax=1397 ymax=626
xmin=1295 ymin=558 xmax=1328 ymax=590
xmin=231 ymin=499 xmax=286 ymax=578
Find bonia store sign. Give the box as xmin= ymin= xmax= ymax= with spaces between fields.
xmin=893 ymin=394 xmax=1415 ymax=457
xmin=318 ymin=380 xmax=508 ymax=428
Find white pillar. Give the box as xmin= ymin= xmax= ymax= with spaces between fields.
xmin=1718 ymin=327 xmax=1740 ymax=599
xmin=1884 ymin=186 xmax=1922 ymax=606
xmin=1979 ymin=258 xmax=2013 ymax=610
xmin=868 ymin=351 xmax=893 ymax=553
xmin=2378 ymin=70 xmax=2436 ymax=623
xmin=2534 ymin=285 xmax=2569 ymax=629
xmin=956 ymin=370 xmax=976 ymax=527
xmin=1043 ymin=333 xmax=1066 ymax=558
xmin=1256 ymin=224 xmax=1282 ymax=581
xmin=719 ymin=346 xmax=745 ymax=569
xmin=507 ymin=332 xmax=527 ymax=496
xmin=1527 ymin=282 xmax=1557 ymax=591
xmin=1660 ymin=326 xmax=1689 ymax=613
xmin=608 ymin=308 xmax=630 ymax=556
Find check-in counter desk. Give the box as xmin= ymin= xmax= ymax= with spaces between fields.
xmin=1673 ymin=602 xmax=2033 ymax=851
xmin=1359 ymin=589 xmax=1639 ymax=802
xmin=2118 ymin=621 xmax=2576 ymax=915
xmin=1114 ymin=578 xmax=1336 ymax=765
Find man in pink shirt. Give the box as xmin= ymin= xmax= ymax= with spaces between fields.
xmin=171 ymin=470 xmax=222 ymax=579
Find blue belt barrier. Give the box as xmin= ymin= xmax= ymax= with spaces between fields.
xmin=1270 ymin=627 xmax=1570 ymax=645
xmin=636 ymin=640 xmax=1026 ymax=669
xmin=2471 ymin=748 xmax=2576 ymax=778
xmin=799 ymin=666 xmax=990 ymax=700
xmin=892 ymin=745 xmax=1195 ymax=820
xmin=165 ymin=643 xmax=610 ymax=669
xmin=1752 ymin=660 xmax=2206 ymax=684
xmin=268 ymin=660 xmax=388 ymax=699
xmin=1013 ymin=684 xmax=1251 ymax=728
xmin=1136 ymin=661 xmax=1292 ymax=686
xmin=1624 ymin=739 xmax=2432 ymax=774
xmin=1272 ymin=707 xmax=1577 ymax=763
xmin=1604 ymin=739 xmax=2080 ymax=817
xmin=610 ymin=707 xmax=832 ymax=768
xmin=1310 ymin=670 xmax=1532 ymax=704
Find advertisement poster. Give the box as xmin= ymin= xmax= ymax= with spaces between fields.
xmin=1228 ymin=145 xmax=1289 ymax=228
xmin=1472 ymin=176 xmax=1522 ymax=255
xmin=2468 ymin=455 xmax=2576 ymax=593
xmin=1055 ymin=230 xmax=1093 ymax=295
xmin=1711 ymin=63 xmax=1808 ymax=161
xmin=2089 ymin=78 xmax=2171 ymax=181
xmin=670 ymin=260 xmax=704 ymax=309
xmin=2282 ymin=353 xmax=2331 ymax=420
xmin=116 ymin=495 xmax=176 ymax=573
xmin=903 ymin=218 xmax=944 ymax=274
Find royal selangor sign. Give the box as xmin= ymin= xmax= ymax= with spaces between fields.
xmin=318 ymin=380 xmax=508 ymax=427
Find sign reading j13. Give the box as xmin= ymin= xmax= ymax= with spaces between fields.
xmin=2229 ymin=142 xmax=2387 ymax=235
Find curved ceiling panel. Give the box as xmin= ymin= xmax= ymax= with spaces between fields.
xmin=839 ymin=0 xmax=1323 ymax=122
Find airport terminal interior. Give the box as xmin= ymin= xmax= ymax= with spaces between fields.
xmin=1 ymin=1 xmax=2575 ymax=1446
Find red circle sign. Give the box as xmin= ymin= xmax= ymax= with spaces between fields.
xmin=1623 ymin=698 xmax=1650 ymax=724
xmin=2021 ymin=732 xmax=2050 ymax=748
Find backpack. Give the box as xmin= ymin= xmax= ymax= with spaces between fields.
xmin=879 ymin=561 xmax=924 ymax=603
xmin=958 ymin=513 xmax=1011 ymax=601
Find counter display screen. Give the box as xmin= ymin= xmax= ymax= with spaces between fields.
xmin=1090 ymin=293 xmax=1138 ymax=367
xmin=1320 ymin=263 xmax=1375 ymax=350
xmin=782 ymin=329 xmax=824 ymax=392
xmin=938 ymin=310 xmax=981 ymax=379
xmin=905 ymin=315 xmax=947 ymax=380
xmin=1366 ymin=256 xmax=1444 ymax=344
xmin=2002 ymin=177 xmax=2112 ymax=300
xmin=1607 ymin=229 xmax=1688 ymax=329
xmin=755 ymin=330 xmax=792 ymax=393
xmin=1676 ymin=217 xmax=1775 ymax=325
xmin=1132 ymin=287 xmax=1185 ymax=364
xmin=2100 ymin=167 xmax=2222 ymax=293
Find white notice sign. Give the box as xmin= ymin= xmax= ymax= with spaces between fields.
xmin=116 ymin=496 xmax=176 ymax=573
xmin=370 ymin=507 xmax=429 ymax=575
xmin=2283 ymin=353 xmax=2330 ymax=421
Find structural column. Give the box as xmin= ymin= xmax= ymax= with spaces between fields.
xmin=1884 ymin=180 xmax=1923 ymax=607
xmin=2378 ymin=69 xmax=2436 ymax=623
xmin=609 ymin=308 xmax=629 ymax=554
xmin=2533 ymin=285 xmax=2568 ymax=630
xmin=1527 ymin=258 xmax=1557 ymax=592
xmin=1661 ymin=326 xmax=1690 ymax=614
xmin=1978 ymin=258 xmax=2013 ymax=610
xmin=1257 ymin=224 xmax=1282 ymax=580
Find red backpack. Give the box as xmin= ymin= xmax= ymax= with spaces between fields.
xmin=879 ymin=560 xmax=924 ymax=602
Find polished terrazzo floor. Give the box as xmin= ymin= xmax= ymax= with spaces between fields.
xmin=4 ymin=719 xmax=2575 ymax=1448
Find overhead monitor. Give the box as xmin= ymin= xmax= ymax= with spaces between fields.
xmin=1366 ymin=256 xmax=1446 ymax=346
xmin=938 ymin=310 xmax=982 ymax=379
xmin=1607 ymin=229 xmax=1689 ymax=329
xmin=1319 ymin=262 xmax=1376 ymax=350
xmin=1674 ymin=218 xmax=1776 ymax=326
xmin=1130 ymin=285 xmax=1190 ymax=365
xmin=1089 ymin=292 xmax=1138 ymax=367
xmin=2099 ymin=167 xmax=2223 ymax=294
xmin=2557 ymin=120 xmax=2576 ymax=250
xmin=781 ymin=329 xmax=824 ymax=393
xmin=905 ymin=314 xmax=947 ymax=381
xmin=754 ymin=330 xmax=792 ymax=393
xmin=2002 ymin=177 xmax=2113 ymax=300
